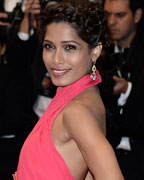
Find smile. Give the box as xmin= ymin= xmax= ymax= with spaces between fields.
xmin=51 ymin=69 xmax=69 ymax=76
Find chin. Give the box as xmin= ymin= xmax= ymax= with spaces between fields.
xmin=52 ymin=77 xmax=77 ymax=88
xmin=111 ymin=35 xmax=120 ymax=41
xmin=51 ymin=78 xmax=68 ymax=87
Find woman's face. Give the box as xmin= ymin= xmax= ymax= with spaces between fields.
xmin=43 ymin=22 xmax=92 ymax=89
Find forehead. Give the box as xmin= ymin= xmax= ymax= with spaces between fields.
xmin=104 ymin=0 xmax=130 ymax=13
xmin=44 ymin=22 xmax=87 ymax=45
xmin=45 ymin=22 xmax=78 ymax=39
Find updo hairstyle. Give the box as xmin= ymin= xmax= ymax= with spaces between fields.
xmin=38 ymin=1 xmax=109 ymax=49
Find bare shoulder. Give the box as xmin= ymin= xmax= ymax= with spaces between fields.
xmin=62 ymin=87 xmax=124 ymax=180
xmin=63 ymin=86 xmax=106 ymax=138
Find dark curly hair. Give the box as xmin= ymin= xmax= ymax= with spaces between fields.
xmin=38 ymin=1 xmax=109 ymax=49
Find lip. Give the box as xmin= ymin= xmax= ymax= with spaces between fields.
xmin=109 ymin=29 xmax=118 ymax=34
xmin=51 ymin=68 xmax=70 ymax=77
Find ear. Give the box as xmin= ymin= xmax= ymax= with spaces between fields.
xmin=134 ymin=8 xmax=143 ymax=23
xmin=91 ymin=42 xmax=102 ymax=62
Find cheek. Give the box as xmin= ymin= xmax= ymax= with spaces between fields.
xmin=120 ymin=17 xmax=133 ymax=29
xmin=42 ymin=51 xmax=46 ymax=63
xmin=43 ymin=52 xmax=50 ymax=67
xmin=70 ymin=54 xmax=91 ymax=71
xmin=81 ymin=53 xmax=92 ymax=69
xmin=120 ymin=23 xmax=131 ymax=36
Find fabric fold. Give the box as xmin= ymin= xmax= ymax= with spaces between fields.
xmin=14 ymin=72 xmax=101 ymax=180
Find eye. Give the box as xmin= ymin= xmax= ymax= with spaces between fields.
xmin=106 ymin=12 xmax=111 ymax=17
xmin=43 ymin=43 xmax=55 ymax=50
xmin=116 ymin=12 xmax=126 ymax=18
xmin=65 ymin=45 xmax=76 ymax=51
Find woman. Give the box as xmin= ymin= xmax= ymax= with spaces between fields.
xmin=13 ymin=1 xmax=124 ymax=180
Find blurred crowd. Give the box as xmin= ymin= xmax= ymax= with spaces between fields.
xmin=0 ymin=0 xmax=57 ymax=179
xmin=98 ymin=0 xmax=144 ymax=179
xmin=0 ymin=0 xmax=144 ymax=179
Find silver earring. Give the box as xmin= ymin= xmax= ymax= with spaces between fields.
xmin=90 ymin=61 xmax=97 ymax=80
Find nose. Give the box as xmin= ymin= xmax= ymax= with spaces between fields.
xmin=108 ymin=14 xmax=117 ymax=27
xmin=53 ymin=49 xmax=65 ymax=64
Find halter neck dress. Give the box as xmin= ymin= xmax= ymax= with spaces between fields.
xmin=13 ymin=72 xmax=101 ymax=180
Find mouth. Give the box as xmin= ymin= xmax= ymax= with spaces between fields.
xmin=51 ymin=68 xmax=69 ymax=77
xmin=109 ymin=29 xmax=118 ymax=34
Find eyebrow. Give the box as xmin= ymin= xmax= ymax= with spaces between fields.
xmin=43 ymin=40 xmax=81 ymax=46
xmin=61 ymin=40 xmax=81 ymax=46
xmin=106 ymin=10 xmax=126 ymax=15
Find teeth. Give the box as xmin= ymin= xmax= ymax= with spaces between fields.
xmin=53 ymin=69 xmax=67 ymax=73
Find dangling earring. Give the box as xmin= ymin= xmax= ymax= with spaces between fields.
xmin=90 ymin=61 xmax=97 ymax=80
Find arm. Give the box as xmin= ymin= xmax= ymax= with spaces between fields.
xmin=19 ymin=0 xmax=40 ymax=34
xmin=64 ymin=102 xmax=124 ymax=180
xmin=113 ymin=76 xmax=132 ymax=106
xmin=0 ymin=12 xmax=10 ymax=26
xmin=8 ymin=0 xmax=41 ymax=66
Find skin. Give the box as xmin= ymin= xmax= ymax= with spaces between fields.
xmin=0 ymin=12 xmax=9 ymax=63
xmin=104 ymin=0 xmax=139 ymax=48
xmin=0 ymin=12 xmax=10 ymax=26
xmin=0 ymin=43 xmax=6 ymax=56
xmin=19 ymin=0 xmax=40 ymax=33
xmin=43 ymin=22 xmax=124 ymax=180
xmin=104 ymin=0 xmax=142 ymax=95
xmin=43 ymin=22 xmax=102 ymax=89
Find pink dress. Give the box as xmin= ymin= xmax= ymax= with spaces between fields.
xmin=13 ymin=72 xmax=101 ymax=180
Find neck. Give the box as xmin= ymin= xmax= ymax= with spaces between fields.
xmin=117 ymin=29 xmax=136 ymax=48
